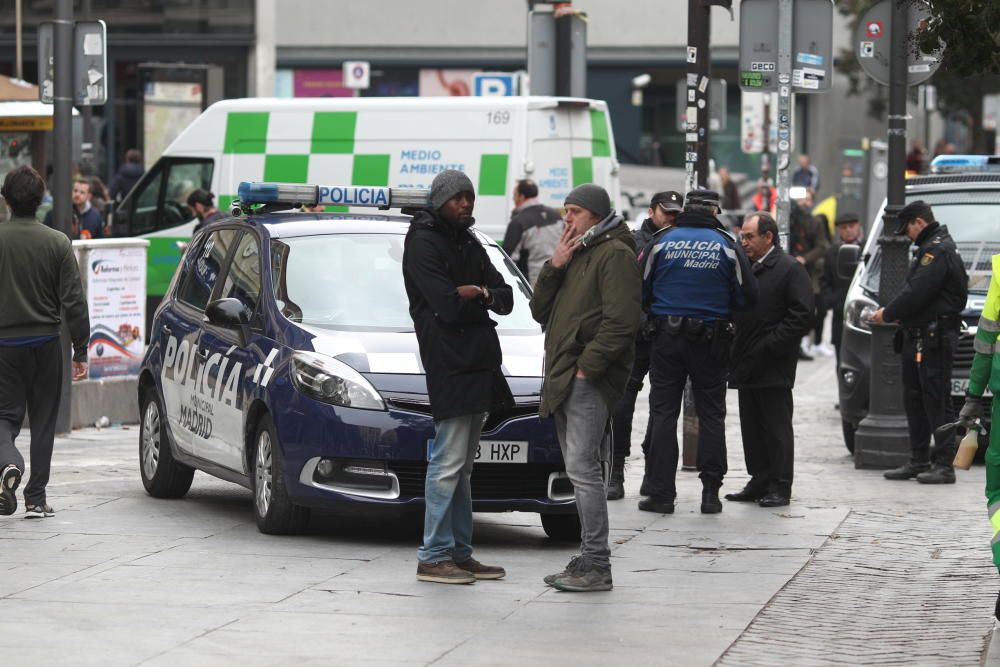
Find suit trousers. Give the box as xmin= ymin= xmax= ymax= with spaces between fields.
xmin=737 ymin=387 xmax=794 ymax=496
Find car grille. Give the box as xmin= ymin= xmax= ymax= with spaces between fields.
xmin=386 ymin=400 xmax=541 ymax=431
xmin=391 ymin=461 xmax=561 ymax=499
xmin=953 ymin=335 xmax=975 ymax=367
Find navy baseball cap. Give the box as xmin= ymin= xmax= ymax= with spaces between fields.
xmin=651 ymin=190 xmax=684 ymax=212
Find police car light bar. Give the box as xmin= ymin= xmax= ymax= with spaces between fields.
xmin=930 ymin=155 xmax=1000 ymax=174
xmin=234 ymin=181 xmax=430 ymax=213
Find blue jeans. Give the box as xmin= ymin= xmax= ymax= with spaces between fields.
xmin=418 ymin=412 xmax=486 ymax=564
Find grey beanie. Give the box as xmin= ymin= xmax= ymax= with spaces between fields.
xmin=429 ymin=169 xmax=475 ymax=210
xmin=564 ymin=183 xmax=611 ymax=219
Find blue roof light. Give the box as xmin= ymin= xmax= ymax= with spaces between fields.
xmin=930 ymin=155 xmax=1000 ymax=173
xmin=232 ymin=182 xmax=430 ymax=215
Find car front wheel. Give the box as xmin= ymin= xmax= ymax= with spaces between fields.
xmin=139 ymin=388 xmax=194 ymax=498
xmin=541 ymin=513 xmax=581 ymax=542
xmin=251 ymin=414 xmax=310 ymax=535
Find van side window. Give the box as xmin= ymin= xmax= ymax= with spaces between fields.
xmin=176 ymin=229 xmax=239 ymax=312
xmin=161 ymin=160 xmax=213 ymax=229
xmin=220 ymin=232 xmax=262 ymax=320
xmin=131 ymin=168 xmax=163 ymax=235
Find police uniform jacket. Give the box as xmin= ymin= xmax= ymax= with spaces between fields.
xmin=402 ymin=209 xmax=515 ymax=421
xmin=729 ymin=245 xmax=814 ymax=389
xmin=883 ymin=222 xmax=968 ymax=328
xmin=530 ymin=218 xmax=641 ymax=417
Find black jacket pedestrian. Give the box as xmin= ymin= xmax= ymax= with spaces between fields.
xmin=403 ymin=209 xmax=515 ymax=421
xmin=729 ymin=245 xmax=814 ymax=389
xmin=108 ymin=161 xmax=144 ymax=201
xmin=633 ymin=218 xmax=661 ymax=255
xmin=883 ymin=222 xmax=968 ymax=327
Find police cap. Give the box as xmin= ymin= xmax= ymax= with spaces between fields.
xmin=684 ymin=189 xmax=721 ymax=212
xmin=895 ymin=200 xmax=935 ymax=235
xmin=651 ymin=190 xmax=684 ymax=212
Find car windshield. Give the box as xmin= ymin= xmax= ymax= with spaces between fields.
xmin=270 ymin=232 xmax=540 ymax=333
xmin=862 ymin=192 xmax=1000 ymax=296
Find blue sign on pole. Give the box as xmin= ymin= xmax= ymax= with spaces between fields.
xmin=474 ymin=73 xmax=516 ymax=97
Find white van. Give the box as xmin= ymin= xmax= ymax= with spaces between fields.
xmin=111 ymin=96 xmax=621 ymax=316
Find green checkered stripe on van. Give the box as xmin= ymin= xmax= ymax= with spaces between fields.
xmin=572 ymin=108 xmax=612 ymax=188
xmin=220 ymin=110 xmax=510 ymax=211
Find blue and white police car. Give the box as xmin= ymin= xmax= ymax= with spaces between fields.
xmin=137 ymin=182 xmax=578 ymax=538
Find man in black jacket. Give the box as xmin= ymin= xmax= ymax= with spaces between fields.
xmin=819 ymin=212 xmax=864 ymax=364
xmin=608 ymin=190 xmax=682 ymax=500
xmin=871 ymin=201 xmax=969 ymax=484
xmin=0 ymin=166 xmax=89 ymax=517
xmin=403 ymin=169 xmax=514 ymax=585
xmin=727 ymin=212 xmax=814 ymax=507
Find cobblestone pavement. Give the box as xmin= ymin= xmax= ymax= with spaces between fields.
xmin=0 ymin=355 xmax=996 ymax=666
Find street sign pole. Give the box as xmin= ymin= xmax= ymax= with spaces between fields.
xmin=53 ymin=0 xmax=74 ymax=436
xmin=774 ymin=0 xmax=793 ymax=238
xmin=853 ymin=0 xmax=914 ymax=468
xmin=685 ymin=0 xmax=711 ymax=191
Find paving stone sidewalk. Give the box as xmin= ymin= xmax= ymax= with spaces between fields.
xmin=0 ymin=356 xmax=995 ymax=666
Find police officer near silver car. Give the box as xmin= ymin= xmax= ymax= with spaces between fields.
xmin=640 ymin=189 xmax=757 ymax=514
xmin=608 ymin=190 xmax=683 ymax=501
xmin=870 ymin=201 xmax=969 ymax=484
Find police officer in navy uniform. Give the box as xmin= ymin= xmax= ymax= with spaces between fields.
xmin=639 ymin=189 xmax=757 ymax=514
xmin=870 ymin=201 xmax=969 ymax=484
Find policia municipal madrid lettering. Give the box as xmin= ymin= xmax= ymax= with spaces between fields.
xmin=870 ymin=201 xmax=969 ymax=484
xmin=639 ymin=189 xmax=758 ymax=514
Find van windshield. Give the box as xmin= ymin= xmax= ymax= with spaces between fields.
xmin=270 ymin=232 xmax=540 ymax=334
xmin=862 ymin=193 xmax=1000 ymax=296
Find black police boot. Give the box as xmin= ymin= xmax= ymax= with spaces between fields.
xmin=701 ymin=482 xmax=722 ymax=514
xmin=607 ymin=460 xmax=625 ymax=501
xmin=883 ymin=462 xmax=931 ymax=480
xmin=916 ymin=464 xmax=956 ymax=485
xmin=638 ymin=497 xmax=674 ymax=513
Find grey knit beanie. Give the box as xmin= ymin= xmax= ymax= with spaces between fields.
xmin=564 ymin=183 xmax=611 ymax=219
xmin=429 ymin=170 xmax=475 ymax=210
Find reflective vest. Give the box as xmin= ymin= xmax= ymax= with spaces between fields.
xmin=969 ymin=254 xmax=1000 ymax=397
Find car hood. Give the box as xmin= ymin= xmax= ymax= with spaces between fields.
xmin=298 ymin=324 xmax=545 ymax=378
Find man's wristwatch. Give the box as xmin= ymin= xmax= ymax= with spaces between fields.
xmin=481 ymin=286 xmax=492 ymax=305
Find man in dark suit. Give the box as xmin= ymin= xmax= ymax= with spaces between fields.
xmin=726 ymin=211 xmax=814 ymax=507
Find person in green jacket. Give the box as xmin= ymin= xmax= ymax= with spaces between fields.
xmin=0 ymin=166 xmax=89 ymax=518
xmin=530 ymin=184 xmax=641 ymax=592
xmin=960 ymin=254 xmax=1000 ymax=616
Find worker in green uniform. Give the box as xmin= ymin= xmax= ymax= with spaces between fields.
xmin=961 ymin=254 xmax=1000 ymax=617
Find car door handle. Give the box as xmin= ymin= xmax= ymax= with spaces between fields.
xmin=161 ymin=325 xmax=172 ymax=336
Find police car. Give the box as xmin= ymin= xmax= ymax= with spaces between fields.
xmin=137 ymin=182 xmax=578 ymax=538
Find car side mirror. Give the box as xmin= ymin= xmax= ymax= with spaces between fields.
xmin=205 ymin=298 xmax=251 ymax=345
xmin=836 ymin=244 xmax=861 ymax=285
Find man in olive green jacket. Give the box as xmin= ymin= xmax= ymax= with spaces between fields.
xmin=530 ymin=184 xmax=641 ymax=592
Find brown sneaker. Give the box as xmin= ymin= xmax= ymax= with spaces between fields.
xmin=455 ymin=557 xmax=506 ymax=580
xmin=416 ymin=560 xmax=476 ymax=585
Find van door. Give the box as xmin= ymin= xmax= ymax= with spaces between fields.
xmin=526 ymin=107 xmax=575 ymax=212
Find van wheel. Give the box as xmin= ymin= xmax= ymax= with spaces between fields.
xmin=541 ymin=513 xmax=581 ymax=542
xmin=139 ymin=388 xmax=194 ymax=498
xmin=251 ymin=414 xmax=310 ymax=535
xmin=842 ymin=419 xmax=856 ymax=454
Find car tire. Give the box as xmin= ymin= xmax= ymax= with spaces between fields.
xmin=251 ymin=413 xmax=310 ymax=535
xmin=139 ymin=388 xmax=195 ymax=498
xmin=842 ymin=419 xmax=856 ymax=454
xmin=541 ymin=513 xmax=581 ymax=542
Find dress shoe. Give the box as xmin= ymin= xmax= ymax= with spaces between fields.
xmin=638 ymin=497 xmax=674 ymax=513
xmin=883 ymin=462 xmax=931 ymax=480
xmin=701 ymin=487 xmax=722 ymax=514
xmin=916 ymin=464 xmax=956 ymax=484
xmin=607 ymin=462 xmax=625 ymax=501
xmin=758 ymin=493 xmax=790 ymax=508
xmin=724 ymin=486 xmax=766 ymax=502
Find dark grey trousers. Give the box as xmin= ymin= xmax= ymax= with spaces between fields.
xmin=0 ymin=337 xmax=63 ymax=506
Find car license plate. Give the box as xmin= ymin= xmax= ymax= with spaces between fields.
xmin=476 ymin=441 xmax=528 ymax=464
xmin=951 ymin=379 xmax=994 ymax=397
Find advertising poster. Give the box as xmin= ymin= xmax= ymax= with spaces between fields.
xmin=418 ymin=69 xmax=477 ymax=96
xmin=87 ymin=246 xmax=146 ymax=379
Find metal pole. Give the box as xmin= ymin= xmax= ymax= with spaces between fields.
xmin=853 ymin=0 xmax=912 ymax=468
xmin=80 ymin=0 xmax=95 ymax=177
xmin=554 ymin=3 xmax=572 ymax=97
xmin=685 ymin=0 xmax=710 ymax=191
xmin=774 ymin=0 xmax=793 ymax=239
xmin=15 ymin=0 xmax=23 ymax=80
xmin=53 ymin=0 xmax=75 ymax=435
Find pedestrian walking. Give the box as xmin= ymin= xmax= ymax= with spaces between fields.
xmin=402 ymin=169 xmax=513 ymax=585
xmin=530 ymin=183 xmax=641 ymax=592
xmin=640 ymin=190 xmax=757 ymax=515
xmin=188 ymin=189 xmax=226 ymax=233
xmin=956 ymin=253 xmax=1000 ymax=616
xmin=43 ymin=178 xmax=104 ymax=239
xmin=502 ymin=179 xmax=563 ymax=285
xmin=0 ymin=166 xmax=89 ymax=518
xmin=608 ymin=190 xmax=683 ymax=500
xmin=727 ymin=212 xmax=814 ymax=507
xmin=871 ymin=201 xmax=969 ymax=484
xmin=820 ymin=212 xmax=864 ymax=365
xmin=108 ymin=149 xmax=144 ymax=201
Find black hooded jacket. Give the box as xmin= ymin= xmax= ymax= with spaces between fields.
xmin=402 ymin=209 xmax=515 ymax=420
xmin=883 ymin=222 xmax=968 ymax=327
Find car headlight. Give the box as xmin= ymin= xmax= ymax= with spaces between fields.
xmin=290 ymin=351 xmax=385 ymax=411
xmin=844 ymin=293 xmax=879 ymax=334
